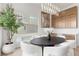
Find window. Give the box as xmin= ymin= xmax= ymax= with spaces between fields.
xmin=17 ymin=16 xmax=38 ymax=34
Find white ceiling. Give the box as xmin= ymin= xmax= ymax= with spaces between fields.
xmin=53 ymin=3 xmax=76 ymax=11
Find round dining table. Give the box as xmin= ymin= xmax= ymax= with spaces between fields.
xmin=30 ymin=36 xmax=65 ymax=56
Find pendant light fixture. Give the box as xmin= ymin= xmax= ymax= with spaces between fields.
xmin=41 ymin=3 xmax=60 ymax=16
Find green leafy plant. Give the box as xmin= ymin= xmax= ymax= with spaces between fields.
xmin=0 ymin=4 xmax=22 ymax=43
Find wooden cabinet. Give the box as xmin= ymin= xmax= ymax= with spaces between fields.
xmin=41 ymin=12 xmax=50 ymax=28
xmin=52 ymin=6 xmax=77 ymax=28
xmin=52 ymin=15 xmax=66 ymax=28
xmin=65 ymin=14 xmax=76 ymax=28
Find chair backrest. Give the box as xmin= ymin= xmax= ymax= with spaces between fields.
xmin=44 ymin=44 xmax=69 ymax=56
xmin=31 ymin=34 xmax=47 ymax=39
xmin=20 ymin=41 xmax=42 ymax=56
xmin=56 ymin=34 xmax=66 ymax=39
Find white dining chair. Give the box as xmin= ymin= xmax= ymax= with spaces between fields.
xmin=44 ymin=43 xmax=70 ymax=56
xmin=59 ymin=40 xmax=75 ymax=56
xmin=20 ymin=41 xmax=42 ymax=56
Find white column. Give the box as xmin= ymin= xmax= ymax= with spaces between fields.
xmin=50 ymin=14 xmax=52 ymax=28
xmin=0 ymin=27 xmax=3 ymax=55
xmin=76 ymin=4 xmax=79 ymax=46
xmin=75 ymin=33 xmax=77 ymax=48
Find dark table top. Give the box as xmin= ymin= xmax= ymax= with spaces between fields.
xmin=30 ymin=36 xmax=65 ymax=46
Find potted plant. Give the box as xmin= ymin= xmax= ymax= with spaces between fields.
xmin=0 ymin=4 xmax=22 ymax=54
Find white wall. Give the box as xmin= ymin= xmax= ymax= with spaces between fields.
xmin=12 ymin=3 xmax=41 ymax=18
xmin=0 ymin=3 xmax=6 ymax=12
xmin=12 ymin=3 xmax=41 ymax=33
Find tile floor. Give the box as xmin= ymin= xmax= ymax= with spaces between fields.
xmin=74 ymin=46 xmax=79 ymax=56
xmin=2 ymin=48 xmax=22 ymax=56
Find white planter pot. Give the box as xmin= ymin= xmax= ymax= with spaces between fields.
xmin=2 ymin=43 xmax=15 ymax=54
xmin=0 ymin=27 xmax=11 ymax=55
